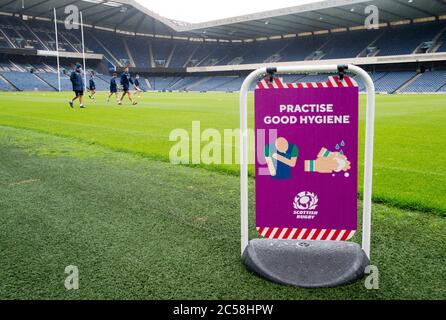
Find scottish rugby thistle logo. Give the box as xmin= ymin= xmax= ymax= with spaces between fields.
xmin=294 ymin=191 xmax=319 ymax=211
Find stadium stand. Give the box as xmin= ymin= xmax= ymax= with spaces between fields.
xmin=2 ymin=15 xmax=446 ymax=68
xmin=152 ymin=38 xmax=174 ymax=67
xmin=278 ymin=35 xmax=329 ymax=62
xmin=375 ymin=23 xmax=445 ymax=56
xmin=0 ymin=71 xmax=53 ymax=91
xmin=93 ymin=30 xmax=130 ymax=66
xmin=373 ymin=71 xmax=416 ymax=93
xmin=323 ymin=29 xmax=381 ymax=59
xmin=402 ymin=70 xmax=446 ymax=93
xmin=36 ymin=72 xmax=72 ymax=91
xmin=437 ymin=28 xmax=446 ymax=52
xmin=0 ymin=0 xmax=446 ymax=93
xmin=150 ymin=77 xmax=183 ymax=91
xmin=0 ymin=75 xmax=12 ymax=90
xmin=125 ymin=37 xmax=150 ymax=68
xmin=168 ymin=42 xmax=199 ymax=68
xmin=438 ymin=83 xmax=446 ymax=92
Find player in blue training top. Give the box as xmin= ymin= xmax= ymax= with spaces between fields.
xmin=68 ymin=63 xmax=86 ymax=109
xmin=134 ymin=74 xmax=142 ymax=100
xmin=118 ymin=66 xmax=137 ymax=106
xmin=88 ymin=74 xmax=96 ymax=100
xmin=107 ymin=73 xmax=118 ymax=103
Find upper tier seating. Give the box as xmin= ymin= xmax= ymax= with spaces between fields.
xmin=1 ymin=16 xmax=446 ymax=68
xmin=375 ymin=23 xmax=444 ymax=56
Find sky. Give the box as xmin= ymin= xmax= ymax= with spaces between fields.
xmin=134 ymin=0 xmax=322 ymax=23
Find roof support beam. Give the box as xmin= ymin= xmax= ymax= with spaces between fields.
xmin=18 ymin=0 xmax=50 ymax=14
xmin=336 ymin=5 xmax=407 ymax=23
xmin=393 ymin=0 xmax=439 ymax=17
xmin=91 ymin=9 xmax=122 ymax=27
xmin=270 ymin=17 xmax=319 ymax=33
xmin=288 ymin=14 xmax=340 ymax=29
xmin=217 ymin=23 xmax=285 ymax=37
xmin=245 ymin=21 xmax=302 ymax=34
xmin=82 ymin=5 xmax=117 ymax=20
xmin=114 ymin=7 xmax=137 ymax=31
xmin=134 ymin=12 xmax=147 ymax=34
xmin=0 ymin=0 xmax=18 ymax=10
xmin=311 ymin=11 xmax=359 ymax=27
xmin=33 ymin=0 xmax=82 ymax=17
xmin=192 ymin=28 xmax=254 ymax=39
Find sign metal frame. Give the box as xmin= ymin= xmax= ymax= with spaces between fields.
xmin=239 ymin=64 xmax=375 ymax=259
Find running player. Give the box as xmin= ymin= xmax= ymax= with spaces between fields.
xmin=68 ymin=63 xmax=86 ymax=109
xmin=118 ymin=67 xmax=137 ymax=106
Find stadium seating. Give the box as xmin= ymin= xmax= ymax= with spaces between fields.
xmin=125 ymin=37 xmax=151 ymax=68
xmin=240 ymin=40 xmax=287 ymax=64
xmin=36 ymin=72 xmax=72 ymax=91
xmin=323 ymin=30 xmax=381 ymax=59
xmin=167 ymin=77 xmax=200 ymax=90
xmin=373 ymin=71 xmax=416 ymax=93
xmin=402 ymin=70 xmax=446 ymax=93
xmin=279 ymin=35 xmax=329 ymax=61
xmin=168 ymin=42 xmax=200 ymax=68
xmin=150 ymin=77 xmax=183 ymax=91
xmin=83 ymin=33 xmax=117 ymax=66
xmin=438 ymin=83 xmax=446 ymax=92
xmin=152 ymin=38 xmax=174 ymax=67
xmin=355 ymin=72 xmax=388 ymax=91
xmin=2 ymin=15 xmax=446 ymax=68
xmin=0 ymin=77 xmax=13 ymax=91
xmin=375 ymin=23 xmax=444 ymax=56
xmin=437 ymin=29 xmax=446 ymax=53
xmin=1 ymin=15 xmax=446 ymax=94
xmin=189 ymin=76 xmax=234 ymax=91
xmin=93 ymin=31 xmax=130 ymax=66
xmin=0 ymin=71 xmax=53 ymax=91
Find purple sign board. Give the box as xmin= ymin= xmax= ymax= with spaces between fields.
xmin=255 ymin=81 xmax=359 ymax=241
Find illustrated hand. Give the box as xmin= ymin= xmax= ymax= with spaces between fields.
xmin=313 ymin=157 xmax=339 ymax=173
xmin=325 ymin=152 xmax=351 ymax=172
xmin=306 ymin=148 xmax=352 ymax=173
xmin=272 ymin=153 xmax=298 ymax=168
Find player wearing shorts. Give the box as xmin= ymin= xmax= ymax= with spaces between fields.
xmin=69 ymin=63 xmax=86 ymax=109
xmin=134 ymin=74 xmax=142 ymax=99
xmin=107 ymin=73 xmax=118 ymax=103
xmin=118 ymin=67 xmax=137 ymax=106
xmin=88 ymin=75 xmax=96 ymax=99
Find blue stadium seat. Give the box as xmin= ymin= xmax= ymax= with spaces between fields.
xmin=374 ymin=71 xmax=416 ymax=93
xmin=0 ymin=71 xmax=53 ymax=91
xmin=402 ymin=70 xmax=446 ymax=93
xmin=375 ymin=23 xmax=444 ymax=56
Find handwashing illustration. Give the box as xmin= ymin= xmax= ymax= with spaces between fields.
xmin=305 ymin=145 xmax=351 ymax=175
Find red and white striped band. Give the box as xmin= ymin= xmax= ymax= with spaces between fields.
xmin=256 ymin=76 xmax=358 ymax=90
xmin=257 ymin=227 xmax=356 ymax=241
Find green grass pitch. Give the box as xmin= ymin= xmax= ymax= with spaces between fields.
xmin=0 ymin=91 xmax=445 ymax=299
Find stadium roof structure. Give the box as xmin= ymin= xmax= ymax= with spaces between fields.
xmin=1 ymin=0 xmax=446 ymax=40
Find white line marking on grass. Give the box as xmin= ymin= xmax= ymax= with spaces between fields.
xmin=9 ymin=179 xmax=40 ymax=186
